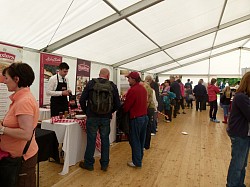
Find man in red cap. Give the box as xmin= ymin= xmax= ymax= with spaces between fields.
xmin=123 ymin=71 xmax=148 ymax=168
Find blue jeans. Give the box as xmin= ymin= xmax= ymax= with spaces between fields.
xmin=227 ymin=136 xmax=250 ymax=187
xmin=222 ymin=104 xmax=230 ymax=117
xmin=84 ymin=117 xmax=110 ymax=168
xmin=129 ymin=115 xmax=148 ymax=167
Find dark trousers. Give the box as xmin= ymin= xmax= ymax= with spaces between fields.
xmin=151 ymin=111 xmax=157 ymax=134
xmin=17 ymin=153 xmax=38 ymax=187
xmin=164 ymin=107 xmax=172 ymax=121
xmin=173 ymin=99 xmax=180 ymax=117
xmin=144 ymin=108 xmax=154 ymax=149
xmin=186 ymin=99 xmax=193 ymax=108
xmin=179 ymin=97 xmax=185 ymax=110
xmin=209 ymin=100 xmax=218 ymax=119
xmin=195 ymin=96 xmax=204 ymax=111
xmin=202 ymin=94 xmax=208 ymax=110
xmin=129 ymin=115 xmax=148 ymax=167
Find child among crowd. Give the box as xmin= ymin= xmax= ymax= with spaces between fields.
xmin=163 ymin=91 xmax=176 ymax=123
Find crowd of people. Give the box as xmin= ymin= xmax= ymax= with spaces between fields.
xmin=0 ymin=61 xmax=249 ymax=187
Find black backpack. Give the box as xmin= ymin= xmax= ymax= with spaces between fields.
xmin=89 ymin=78 xmax=114 ymax=114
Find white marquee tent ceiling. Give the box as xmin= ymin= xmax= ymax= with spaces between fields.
xmin=1 ymin=0 xmax=250 ymax=75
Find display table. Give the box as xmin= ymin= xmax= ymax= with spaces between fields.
xmin=39 ymin=108 xmax=51 ymax=121
xmin=41 ymin=119 xmax=100 ymax=175
xmin=36 ymin=128 xmax=59 ymax=162
xmin=40 ymin=112 xmax=117 ymax=175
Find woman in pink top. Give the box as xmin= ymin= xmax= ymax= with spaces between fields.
xmin=207 ymin=78 xmax=220 ymax=123
xmin=177 ymin=79 xmax=186 ymax=114
xmin=161 ymin=80 xmax=170 ymax=95
xmin=0 ymin=63 xmax=39 ymax=187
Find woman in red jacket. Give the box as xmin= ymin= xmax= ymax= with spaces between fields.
xmin=207 ymin=78 xmax=220 ymax=123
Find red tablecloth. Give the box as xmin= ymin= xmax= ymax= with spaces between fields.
xmin=51 ymin=116 xmax=101 ymax=152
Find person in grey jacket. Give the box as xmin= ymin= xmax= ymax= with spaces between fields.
xmin=226 ymin=71 xmax=250 ymax=187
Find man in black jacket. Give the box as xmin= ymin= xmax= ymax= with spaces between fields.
xmin=193 ymin=80 xmax=207 ymax=112
xmin=170 ymin=76 xmax=181 ymax=118
xmin=185 ymin=79 xmax=192 ymax=89
xmin=79 ymin=68 xmax=121 ymax=171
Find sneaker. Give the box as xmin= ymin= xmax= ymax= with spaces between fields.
xmin=166 ymin=120 xmax=171 ymax=123
xmin=210 ymin=118 xmax=213 ymax=121
xmin=213 ymin=119 xmax=220 ymax=123
xmin=127 ymin=161 xmax=141 ymax=168
xmin=151 ymin=133 xmax=156 ymax=136
xmin=79 ymin=161 xmax=94 ymax=171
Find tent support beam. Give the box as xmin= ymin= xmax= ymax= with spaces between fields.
xmin=103 ymin=0 xmax=176 ymax=64
xmin=142 ymin=34 xmax=250 ymax=72
xmin=242 ymin=47 xmax=250 ymax=51
xmin=209 ymin=0 xmax=228 ymax=57
xmin=112 ymin=14 xmax=250 ymax=68
xmin=241 ymin=39 xmax=250 ymax=47
xmin=158 ymin=74 xmax=242 ymax=77
xmin=41 ymin=0 xmax=164 ymax=52
xmin=239 ymin=48 xmax=242 ymax=75
xmin=157 ymin=48 xmax=239 ymax=74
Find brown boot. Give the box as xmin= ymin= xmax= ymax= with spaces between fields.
xmin=222 ymin=116 xmax=227 ymax=124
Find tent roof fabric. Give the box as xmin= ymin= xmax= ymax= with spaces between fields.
xmin=1 ymin=0 xmax=250 ymax=75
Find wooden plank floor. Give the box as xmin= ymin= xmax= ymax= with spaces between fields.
xmin=38 ymin=106 xmax=250 ymax=187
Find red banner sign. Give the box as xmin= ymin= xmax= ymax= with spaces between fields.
xmin=39 ymin=53 xmax=62 ymax=107
xmin=75 ymin=59 xmax=91 ymax=103
xmin=0 ymin=52 xmax=15 ymax=61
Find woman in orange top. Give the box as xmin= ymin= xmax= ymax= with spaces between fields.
xmin=0 ymin=63 xmax=39 ymax=187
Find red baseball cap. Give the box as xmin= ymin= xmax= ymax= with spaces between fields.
xmin=125 ymin=72 xmax=140 ymax=80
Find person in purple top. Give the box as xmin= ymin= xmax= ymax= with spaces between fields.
xmin=226 ymin=71 xmax=250 ymax=187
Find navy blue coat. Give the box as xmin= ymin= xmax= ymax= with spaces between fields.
xmin=227 ymin=92 xmax=250 ymax=137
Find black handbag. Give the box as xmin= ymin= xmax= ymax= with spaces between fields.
xmin=0 ymin=156 xmax=23 ymax=187
xmin=0 ymin=130 xmax=35 ymax=187
xmin=220 ymin=94 xmax=226 ymax=104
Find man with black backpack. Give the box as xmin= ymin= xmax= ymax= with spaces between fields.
xmin=79 ymin=68 xmax=120 ymax=172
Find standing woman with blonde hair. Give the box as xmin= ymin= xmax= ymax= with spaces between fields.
xmin=226 ymin=71 xmax=250 ymax=187
xmin=221 ymin=86 xmax=232 ymax=123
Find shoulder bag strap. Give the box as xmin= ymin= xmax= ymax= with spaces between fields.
xmin=22 ymin=128 xmax=36 ymax=155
